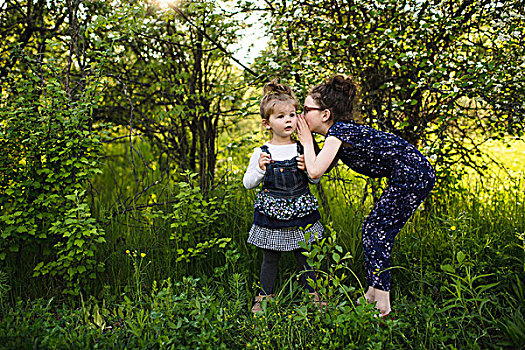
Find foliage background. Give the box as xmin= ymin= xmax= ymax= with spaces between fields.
xmin=0 ymin=0 xmax=524 ymax=348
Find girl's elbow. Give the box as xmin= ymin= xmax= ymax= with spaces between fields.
xmin=308 ymin=170 xmax=323 ymax=179
xmin=243 ymin=180 xmax=258 ymax=190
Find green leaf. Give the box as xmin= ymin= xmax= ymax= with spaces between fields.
xmin=65 ymin=218 xmax=77 ymax=225
xmin=456 ymin=251 xmax=466 ymax=265
xmin=440 ymin=264 xmax=455 ymax=273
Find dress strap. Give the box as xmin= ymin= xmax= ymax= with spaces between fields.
xmin=296 ymin=141 xmax=304 ymax=155
xmin=260 ymin=145 xmax=271 ymax=158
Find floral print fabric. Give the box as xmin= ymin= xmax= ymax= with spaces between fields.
xmin=254 ymin=190 xmax=319 ymax=220
xmin=327 ymin=121 xmax=435 ymax=291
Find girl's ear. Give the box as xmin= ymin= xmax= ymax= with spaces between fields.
xmin=322 ymin=109 xmax=331 ymax=122
xmin=262 ymin=119 xmax=271 ymax=130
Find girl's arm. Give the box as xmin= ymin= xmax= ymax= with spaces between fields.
xmin=307 ymin=173 xmax=322 ymax=184
xmin=296 ymin=154 xmax=321 ymax=184
xmin=313 ymin=137 xmax=340 ymax=174
xmin=297 ymin=116 xmax=342 ymax=179
xmin=243 ymin=148 xmax=266 ymax=189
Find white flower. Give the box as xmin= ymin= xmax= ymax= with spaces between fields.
xmin=269 ymin=61 xmax=280 ymax=70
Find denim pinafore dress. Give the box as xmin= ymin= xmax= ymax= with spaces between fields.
xmin=260 ymin=144 xmax=309 ymax=197
xmin=253 ymin=143 xmax=321 ymax=228
xmin=248 ymin=142 xmax=323 ymax=251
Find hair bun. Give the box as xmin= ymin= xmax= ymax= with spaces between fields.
xmin=309 ymin=75 xmax=358 ymax=122
xmin=263 ymin=78 xmax=295 ymax=97
xmin=260 ymin=78 xmax=298 ymax=119
xmin=327 ymin=75 xmax=356 ymax=95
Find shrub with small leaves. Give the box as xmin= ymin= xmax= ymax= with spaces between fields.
xmin=0 ymin=52 xmax=105 ymax=295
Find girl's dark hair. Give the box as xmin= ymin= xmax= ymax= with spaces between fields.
xmin=309 ymin=75 xmax=358 ymax=122
xmin=260 ymin=78 xmax=298 ymax=120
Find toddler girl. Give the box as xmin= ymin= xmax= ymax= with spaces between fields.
xmin=243 ymin=79 xmax=324 ymax=313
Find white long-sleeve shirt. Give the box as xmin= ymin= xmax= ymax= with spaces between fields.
xmin=243 ymin=143 xmax=321 ymax=190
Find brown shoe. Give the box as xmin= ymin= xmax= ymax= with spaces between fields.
xmin=309 ymin=292 xmax=327 ymax=310
xmin=251 ymin=294 xmax=274 ymax=313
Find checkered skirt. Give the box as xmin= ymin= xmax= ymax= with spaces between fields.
xmin=247 ymin=220 xmax=324 ymax=251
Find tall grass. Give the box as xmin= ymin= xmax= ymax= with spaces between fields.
xmin=1 ymin=137 xmax=524 ymax=348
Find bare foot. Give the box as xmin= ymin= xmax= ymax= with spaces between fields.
xmin=373 ymin=289 xmax=391 ymax=317
xmin=357 ymin=286 xmax=376 ymax=305
xmin=364 ymin=286 xmax=376 ymax=304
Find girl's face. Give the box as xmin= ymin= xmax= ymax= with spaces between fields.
xmin=263 ymin=102 xmax=297 ymax=143
xmin=302 ymin=95 xmax=325 ymax=133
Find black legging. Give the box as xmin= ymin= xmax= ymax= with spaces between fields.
xmin=260 ymin=248 xmax=316 ymax=295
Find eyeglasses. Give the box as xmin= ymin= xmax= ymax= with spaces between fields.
xmin=303 ymin=105 xmax=324 ymax=114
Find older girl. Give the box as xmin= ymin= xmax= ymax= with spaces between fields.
xmin=297 ymin=75 xmax=435 ymax=317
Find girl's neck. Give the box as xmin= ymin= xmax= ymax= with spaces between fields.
xmin=268 ymin=136 xmax=295 ymax=145
xmin=316 ymin=120 xmax=335 ymax=136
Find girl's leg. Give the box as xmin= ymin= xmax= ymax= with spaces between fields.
xmin=362 ymin=186 xmax=423 ymax=315
xmin=260 ymin=249 xmax=282 ymax=295
xmin=363 ymin=166 xmax=435 ymax=316
xmin=294 ymin=249 xmax=327 ymax=308
xmin=293 ymin=249 xmax=315 ymax=293
xmin=362 ymin=187 xmax=410 ymax=291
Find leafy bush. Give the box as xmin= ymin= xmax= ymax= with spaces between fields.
xmin=0 ymin=54 xmax=105 ymax=295
xmin=0 ymin=275 xmax=391 ymax=350
xmin=169 ymin=171 xmax=232 ymax=262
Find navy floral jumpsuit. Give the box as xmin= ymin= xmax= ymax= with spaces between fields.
xmin=326 ymin=121 xmax=435 ymax=291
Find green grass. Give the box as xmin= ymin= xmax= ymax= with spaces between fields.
xmin=0 ymin=138 xmax=524 ymax=349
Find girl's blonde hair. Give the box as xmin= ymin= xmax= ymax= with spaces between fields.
xmin=260 ymin=78 xmax=298 ymax=120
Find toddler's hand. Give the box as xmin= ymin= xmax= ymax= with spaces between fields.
xmin=297 ymin=154 xmax=305 ymax=171
xmin=259 ymin=152 xmax=272 ymax=171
